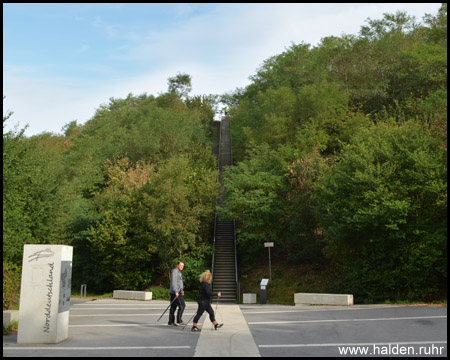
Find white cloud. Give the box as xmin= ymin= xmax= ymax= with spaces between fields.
xmin=75 ymin=44 xmax=89 ymax=55
xmin=3 ymin=75 xmax=110 ymax=136
xmin=3 ymin=3 xmax=442 ymax=136
xmin=173 ymin=3 xmax=195 ymax=18
xmin=117 ymin=3 xmax=442 ymax=95
xmin=92 ymin=15 xmax=103 ymax=28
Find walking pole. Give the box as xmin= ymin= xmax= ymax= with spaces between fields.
xmin=182 ymin=311 xmax=197 ymax=330
xmin=211 ymin=293 xmax=220 ymax=331
xmin=214 ymin=296 xmax=220 ymax=318
xmin=157 ymin=296 xmax=177 ymax=322
xmin=214 ymin=295 xmax=219 ymax=317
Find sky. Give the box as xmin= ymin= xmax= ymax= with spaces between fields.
xmin=3 ymin=3 xmax=442 ymax=137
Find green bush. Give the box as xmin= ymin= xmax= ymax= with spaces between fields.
xmin=147 ymin=286 xmax=170 ymax=300
xmin=3 ymin=262 xmax=21 ymax=310
xmin=313 ymin=121 xmax=447 ymax=302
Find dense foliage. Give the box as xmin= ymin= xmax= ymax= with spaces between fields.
xmin=221 ymin=6 xmax=447 ymax=302
xmin=3 ymin=77 xmax=219 ymax=296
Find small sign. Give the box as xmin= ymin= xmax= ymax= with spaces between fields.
xmin=59 ymin=261 xmax=72 ymax=313
xmin=264 ymin=242 xmax=274 ymax=247
xmin=260 ymin=279 xmax=269 ymax=286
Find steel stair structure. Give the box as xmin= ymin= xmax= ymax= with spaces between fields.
xmin=211 ymin=116 xmax=239 ymax=303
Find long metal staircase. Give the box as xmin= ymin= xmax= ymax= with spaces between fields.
xmin=211 ymin=116 xmax=239 ymax=303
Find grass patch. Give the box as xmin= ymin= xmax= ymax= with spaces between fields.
xmin=145 ymin=286 xmax=199 ymax=302
xmin=71 ymin=291 xmax=113 ymax=299
xmin=238 ymin=255 xmax=447 ymax=305
xmin=238 ymin=257 xmax=334 ymax=305
xmin=3 ymin=320 xmax=18 ymax=336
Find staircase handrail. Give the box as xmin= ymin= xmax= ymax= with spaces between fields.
xmin=211 ymin=115 xmax=222 ymax=286
xmin=228 ymin=117 xmax=240 ymax=302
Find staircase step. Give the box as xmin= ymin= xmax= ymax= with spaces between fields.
xmin=214 ymin=263 xmax=235 ymax=266
xmin=212 ymin=278 xmax=236 ymax=282
xmin=211 ymin=119 xmax=237 ymax=304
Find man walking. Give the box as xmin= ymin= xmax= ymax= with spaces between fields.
xmin=168 ymin=261 xmax=186 ymax=326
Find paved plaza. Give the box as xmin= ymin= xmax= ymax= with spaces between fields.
xmin=3 ymin=299 xmax=447 ymax=357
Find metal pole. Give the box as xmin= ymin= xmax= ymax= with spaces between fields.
xmin=157 ymin=297 xmax=177 ymax=322
xmin=269 ymin=247 xmax=272 ymax=281
xmin=211 ymin=295 xmax=220 ymax=331
xmin=81 ymin=284 xmax=87 ymax=298
xmin=214 ymin=295 xmax=219 ymax=317
xmin=182 ymin=311 xmax=197 ymax=330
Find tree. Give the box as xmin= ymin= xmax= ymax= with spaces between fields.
xmin=3 ymin=112 xmax=32 ymax=264
xmin=313 ymin=121 xmax=447 ymax=301
xmin=64 ymin=88 xmax=218 ymax=292
xmin=3 ymin=114 xmax=70 ymax=264
xmin=223 ymin=6 xmax=446 ymax=302
xmin=167 ymin=72 xmax=192 ymax=100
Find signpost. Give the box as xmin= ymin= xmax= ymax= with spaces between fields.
xmin=264 ymin=242 xmax=274 ymax=280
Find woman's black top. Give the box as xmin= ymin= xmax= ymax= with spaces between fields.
xmin=198 ymin=282 xmax=218 ymax=302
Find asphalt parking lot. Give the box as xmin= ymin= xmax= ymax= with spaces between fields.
xmin=4 ymin=299 xmax=200 ymax=357
xmin=240 ymin=304 xmax=447 ymax=357
xmin=3 ymin=299 xmax=447 ymax=357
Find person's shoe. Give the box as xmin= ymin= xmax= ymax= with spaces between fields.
xmin=168 ymin=323 xmax=178 ymax=327
xmin=191 ymin=326 xmax=201 ymax=332
xmin=177 ymin=322 xmax=186 ymax=326
xmin=214 ymin=323 xmax=223 ymax=330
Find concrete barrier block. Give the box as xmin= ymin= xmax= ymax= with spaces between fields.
xmin=3 ymin=310 xmax=19 ymax=328
xmin=113 ymin=290 xmax=152 ymax=301
xmin=294 ymin=293 xmax=353 ymax=306
xmin=135 ymin=292 xmax=152 ymax=301
xmin=243 ymin=293 xmax=257 ymax=304
xmin=113 ymin=290 xmax=131 ymax=299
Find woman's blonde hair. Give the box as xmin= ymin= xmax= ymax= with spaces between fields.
xmin=199 ymin=270 xmax=212 ymax=284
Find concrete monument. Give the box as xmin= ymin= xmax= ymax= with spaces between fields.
xmin=17 ymin=245 xmax=73 ymax=344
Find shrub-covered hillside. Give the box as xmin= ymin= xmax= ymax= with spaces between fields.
xmin=221 ymin=6 xmax=447 ymax=303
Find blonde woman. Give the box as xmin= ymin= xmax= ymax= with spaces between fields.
xmin=191 ymin=270 xmax=223 ymax=332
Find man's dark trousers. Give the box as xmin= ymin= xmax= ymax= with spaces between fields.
xmin=168 ymin=293 xmax=186 ymax=324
